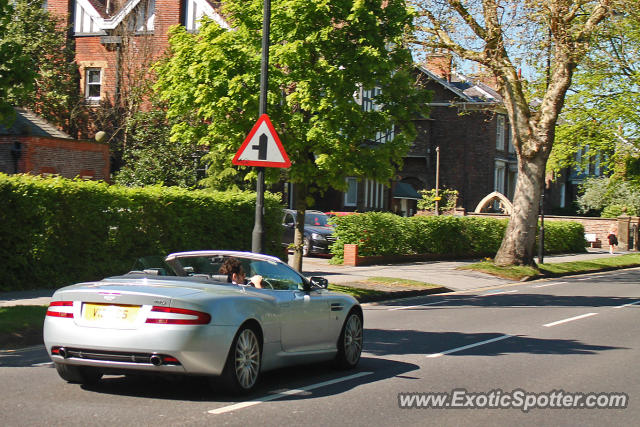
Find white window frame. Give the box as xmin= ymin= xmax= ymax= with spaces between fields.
xmin=85 ymin=68 xmax=102 ymax=101
xmin=507 ymin=122 xmax=515 ymax=153
xmin=494 ymin=161 xmax=506 ymax=194
xmin=345 ymin=177 xmax=358 ymax=207
xmin=496 ymin=116 xmax=505 ymax=150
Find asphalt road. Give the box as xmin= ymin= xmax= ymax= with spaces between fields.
xmin=1 ymin=268 xmax=639 ymax=426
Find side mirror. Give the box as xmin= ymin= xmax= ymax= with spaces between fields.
xmin=309 ymin=276 xmax=328 ymax=289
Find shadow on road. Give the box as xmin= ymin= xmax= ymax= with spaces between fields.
xmin=376 ymin=293 xmax=640 ymax=309
xmin=364 ymin=329 xmax=625 ymax=357
xmin=78 ymin=356 xmax=419 ymax=403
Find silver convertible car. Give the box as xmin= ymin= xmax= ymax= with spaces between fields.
xmin=43 ymin=251 xmax=363 ymax=394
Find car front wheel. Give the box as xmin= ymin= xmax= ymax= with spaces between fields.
xmin=221 ymin=325 xmax=261 ymax=394
xmin=335 ymin=311 xmax=363 ymax=369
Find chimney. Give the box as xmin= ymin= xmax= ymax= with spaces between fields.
xmin=424 ymin=53 xmax=452 ymax=82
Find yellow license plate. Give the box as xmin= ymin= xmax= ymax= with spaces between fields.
xmin=83 ymin=303 xmax=140 ymax=323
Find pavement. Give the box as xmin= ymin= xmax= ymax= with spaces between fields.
xmin=0 ymin=248 xmax=631 ymax=308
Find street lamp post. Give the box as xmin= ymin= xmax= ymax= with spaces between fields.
xmin=251 ymin=0 xmax=271 ymax=254
xmin=538 ymin=191 xmax=545 ymax=264
xmin=434 ymin=146 xmax=440 ymax=216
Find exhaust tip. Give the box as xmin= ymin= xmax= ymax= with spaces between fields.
xmin=58 ymin=347 xmax=68 ymax=358
xmin=149 ymin=354 xmax=163 ymax=366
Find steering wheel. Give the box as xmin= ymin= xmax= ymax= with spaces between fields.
xmin=259 ymin=278 xmax=274 ymax=289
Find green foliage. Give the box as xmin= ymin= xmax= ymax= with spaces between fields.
xmin=417 ymin=188 xmax=458 ymax=211
xmin=155 ymin=0 xmax=429 ymax=196
xmin=115 ymin=109 xmax=202 ymax=188
xmin=3 ymin=0 xmax=78 ymax=132
xmin=0 ymin=0 xmax=36 ymax=123
xmin=538 ymin=221 xmax=586 ymax=254
xmin=549 ymin=7 xmax=640 ymax=175
xmin=0 ymin=174 xmax=283 ymax=291
xmin=330 ymin=212 xmax=585 ymax=262
xmin=577 ymin=176 xmax=640 ymax=216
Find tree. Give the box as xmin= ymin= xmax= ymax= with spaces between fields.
xmin=115 ymin=108 xmax=202 ymax=188
xmin=3 ymin=0 xmax=79 ymax=133
xmin=549 ymin=8 xmax=640 ymax=177
xmin=577 ymin=176 xmax=640 ymax=216
xmin=0 ymin=0 xmax=35 ymax=124
xmin=155 ymin=0 xmax=429 ymax=269
xmin=411 ymin=0 xmax=613 ymax=265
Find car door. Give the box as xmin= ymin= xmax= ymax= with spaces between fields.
xmin=282 ymin=212 xmax=296 ymax=247
xmin=249 ymin=260 xmax=331 ymax=352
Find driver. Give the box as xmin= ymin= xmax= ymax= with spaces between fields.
xmin=219 ymin=257 xmax=263 ymax=288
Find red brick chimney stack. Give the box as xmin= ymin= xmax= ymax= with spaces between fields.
xmin=424 ymin=53 xmax=453 ymax=82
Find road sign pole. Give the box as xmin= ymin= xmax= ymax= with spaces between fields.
xmin=252 ymin=0 xmax=271 ymax=254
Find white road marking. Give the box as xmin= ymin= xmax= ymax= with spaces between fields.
xmin=208 ymin=371 xmax=373 ymax=415
xmin=573 ymin=277 xmax=591 ymax=281
xmin=480 ymin=290 xmax=518 ymax=297
xmin=427 ymin=334 xmax=513 ymax=358
xmin=614 ymin=300 xmax=640 ymax=309
xmin=533 ymin=282 xmax=566 ymax=288
xmin=31 ymin=362 xmax=53 ymax=367
xmin=388 ymin=300 xmax=450 ymax=311
xmin=543 ymin=312 xmax=598 ymax=327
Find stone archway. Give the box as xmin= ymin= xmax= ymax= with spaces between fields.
xmin=474 ymin=191 xmax=513 ymax=214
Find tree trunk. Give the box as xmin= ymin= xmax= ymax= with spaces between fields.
xmin=291 ymin=183 xmax=308 ymax=272
xmin=494 ymin=149 xmax=548 ymax=266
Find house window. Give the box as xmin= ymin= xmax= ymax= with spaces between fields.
xmin=345 ymin=177 xmax=358 ymax=207
xmin=496 ymin=116 xmax=505 ymax=150
xmin=507 ymin=123 xmax=515 ymax=153
xmin=85 ymin=68 xmax=102 ymax=101
xmin=363 ymin=179 xmax=384 ymax=209
xmin=494 ymin=161 xmax=506 ymax=194
xmin=129 ymin=0 xmax=156 ymax=32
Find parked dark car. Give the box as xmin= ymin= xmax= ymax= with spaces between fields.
xmin=282 ymin=209 xmax=336 ymax=256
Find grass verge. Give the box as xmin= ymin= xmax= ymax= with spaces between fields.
xmin=462 ymin=253 xmax=640 ymax=281
xmin=363 ymin=277 xmax=441 ymax=288
xmin=328 ymin=284 xmax=387 ymax=301
xmin=0 ymin=305 xmax=48 ymax=349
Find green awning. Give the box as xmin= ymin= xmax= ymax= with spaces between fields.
xmin=393 ymin=182 xmax=420 ymax=200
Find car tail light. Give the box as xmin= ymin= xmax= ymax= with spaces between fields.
xmin=146 ymin=306 xmax=211 ymax=325
xmin=46 ymin=301 xmax=74 ymax=318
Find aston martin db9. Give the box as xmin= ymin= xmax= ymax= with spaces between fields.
xmin=43 ymin=251 xmax=363 ymax=394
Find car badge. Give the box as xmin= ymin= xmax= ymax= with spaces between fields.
xmin=99 ymin=292 xmax=120 ymax=301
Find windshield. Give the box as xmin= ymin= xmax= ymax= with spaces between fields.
xmin=304 ymin=213 xmax=330 ymax=227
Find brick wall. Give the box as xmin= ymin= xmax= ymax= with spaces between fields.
xmin=0 ymin=136 xmax=110 ymax=181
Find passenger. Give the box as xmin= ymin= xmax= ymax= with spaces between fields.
xmin=219 ymin=257 xmax=263 ymax=288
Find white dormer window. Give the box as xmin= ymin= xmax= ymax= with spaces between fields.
xmin=184 ymin=0 xmax=227 ymax=31
xmin=129 ymin=0 xmax=155 ymax=32
xmin=74 ymin=1 xmax=101 ymax=34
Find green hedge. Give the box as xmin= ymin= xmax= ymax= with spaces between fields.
xmin=0 ymin=174 xmax=283 ymax=291
xmin=330 ymin=212 xmax=585 ymax=262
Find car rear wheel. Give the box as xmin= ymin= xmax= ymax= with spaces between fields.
xmin=335 ymin=311 xmax=363 ymax=369
xmin=54 ymin=362 xmax=102 ymax=385
xmin=221 ymin=325 xmax=261 ymax=394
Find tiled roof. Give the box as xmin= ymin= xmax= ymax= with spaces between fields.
xmin=0 ymin=108 xmax=72 ymax=139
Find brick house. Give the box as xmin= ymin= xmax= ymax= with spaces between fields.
xmin=401 ymin=57 xmax=518 ymax=213
xmin=309 ymin=56 xmax=517 ymax=215
xmin=47 ymin=0 xmax=226 ymax=125
xmin=46 ymin=2 xmax=514 ymax=214
xmin=0 ymin=108 xmax=110 ymax=180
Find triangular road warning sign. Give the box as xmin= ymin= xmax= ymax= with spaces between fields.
xmin=233 ymin=114 xmax=291 ymax=168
